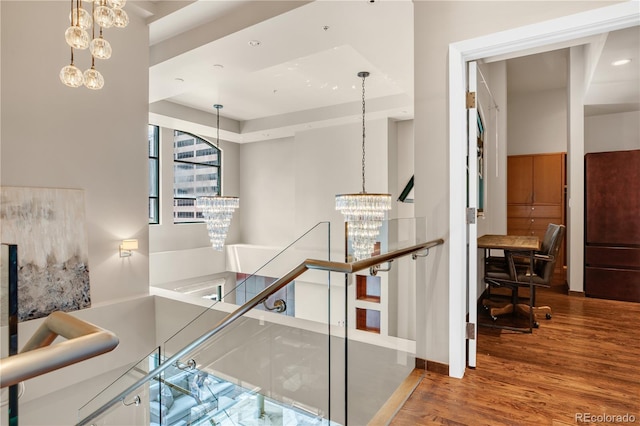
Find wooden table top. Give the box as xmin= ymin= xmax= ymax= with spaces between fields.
xmin=477 ymin=234 xmax=540 ymax=251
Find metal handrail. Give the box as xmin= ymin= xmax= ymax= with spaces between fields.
xmin=0 ymin=311 xmax=119 ymax=389
xmin=76 ymin=238 xmax=444 ymax=425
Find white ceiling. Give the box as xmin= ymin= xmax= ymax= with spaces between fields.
xmin=145 ymin=1 xmax=639 ymax=142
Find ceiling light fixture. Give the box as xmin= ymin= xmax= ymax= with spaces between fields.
xmin=611 ymin=58 xmax=632 ymax=66
xmin=248 ymin=40 xmax=261 ymax=47
xmin=335 ymin=71 xmax=391 ymax=261
xmin=196 ymin=104 xmax=239 ymax=251
xmin=60 ymin=0 xmax=128 ymax=89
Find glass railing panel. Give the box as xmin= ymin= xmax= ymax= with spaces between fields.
xmin=344 ymin=217 xmax=427 ymax=425
xmin=77 ymin=347 xmax=161 ymax=425
xmin=163 ymin=274 xmax=342 ymax=425
xmin=163 ymin=221 xmax=331 ymax=358
xmin=78 ymin=217 xmax=437 ymax=425
xmin=1 ymin=244 xmax=7 ymax=426
xmin=1 ymin=243 xmax=19 ymax=426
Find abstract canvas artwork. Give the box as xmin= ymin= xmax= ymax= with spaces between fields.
xmin=0 ymin=186 xmax=91 ymax=321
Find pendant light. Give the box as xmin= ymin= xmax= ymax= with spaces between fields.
xmin=60 ymin=0 xmax=128 ymax=89
xmin=335 ymin=71 xmax=391 ymax=261
xmin=196 ymin=104 xmax=240 ymax=251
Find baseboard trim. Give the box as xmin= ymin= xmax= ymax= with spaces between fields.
xmin=416 ymin=357 xmax=449 ymax=376
xmin=427 ymin=360 xmax=450 ymax=375
xmin=568 ymin=290 xmax=585 ymax=297
xmin=369 ymin=369 xmax=425 ymax=425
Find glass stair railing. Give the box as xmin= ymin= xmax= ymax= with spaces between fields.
xmin=1 ymin=244 xmax=19 ymax=426
xmin=77 ymin=218 xmax=443 ymax=426
xmin=1 ymin=244 xmax=119 ymax=426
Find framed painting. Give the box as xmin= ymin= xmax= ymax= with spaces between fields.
xmin=0 ymin=186 xmax=91 ymax=321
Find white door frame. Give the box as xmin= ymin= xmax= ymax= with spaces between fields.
xmin=448 ymin=1 xmax=640 ymax=379
xmin=467 ymin=61 xmax=479 ymax=369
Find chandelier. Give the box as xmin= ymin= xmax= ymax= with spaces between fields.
xmin=196 ymin=105 xmax=239 ymax=251
xmin=60 ymin=0 xmax=129 ymax=90
xmin=335 ymin=72 xmax=391 ymax=261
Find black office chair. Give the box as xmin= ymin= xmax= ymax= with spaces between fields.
xmin=482 ymin=223 xmax=565 ymax=330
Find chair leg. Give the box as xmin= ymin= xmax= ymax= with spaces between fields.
xmin=482 ymin=299 xmax=506 ymax=309
xmin=515 ymin=304 xmax=539 ymax=328
xmin=489 ymin=303 xmax=514 ymax=319
xmin=482 ymin=298 xmax=514 ymax=318
xmin=516 ymin=303 xmax=553 ymax=327
xmin=532 ymin=305 xmax=552 ymax=320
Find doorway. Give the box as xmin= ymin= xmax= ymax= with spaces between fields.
xmin=448 ymin=2 xmax=640 ymax=377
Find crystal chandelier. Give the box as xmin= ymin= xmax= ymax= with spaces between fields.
xmin=336 ymin=72 xmax=391 ymax=261
xmin=196 ymin=105 xmax=240 ymax=251
xmin=60 ymin=0 xmax=129 ymax=89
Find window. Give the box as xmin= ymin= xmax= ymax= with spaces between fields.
xmin=148 ymin=125 xmax=159 ymax=224
xmin=173 ymin=130 xmax=220 ymax=223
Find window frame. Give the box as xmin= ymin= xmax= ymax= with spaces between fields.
xmin=172 ymin=130 xmax=221 ymax=224
xmin=148 ymin=125 xmax=160 ymax=225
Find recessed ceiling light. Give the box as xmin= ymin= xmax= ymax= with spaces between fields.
xmin=248 ymin=40 xmax=261 ymax=47
xmin=611 ymin=58 xmax=631 ymax=66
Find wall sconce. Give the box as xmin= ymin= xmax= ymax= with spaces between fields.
xmin=119 ymin=239 xmax=138 ymax=257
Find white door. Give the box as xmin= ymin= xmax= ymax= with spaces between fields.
xmin=467 ymin=61 xmax=478 ymax=368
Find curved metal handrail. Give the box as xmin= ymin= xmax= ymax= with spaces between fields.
xmin=76 ymin=238 xmax=444 ymax=425
xmin=0 ymin=311 xmax=119 ymax=389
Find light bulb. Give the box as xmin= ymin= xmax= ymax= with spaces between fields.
xmin=94 ymin=5 xmax=115 ymax=28
xmin=108 ymin=0 xmax=126 ymax=8
xmin=60 ymin=64 xmax=85 ymax=88
xmin=69 ymin=8 xmax=93 ymax=29
xmin=84 ymin=68 xmax=105 ymax=90
xmin=112 ymin=7 xmax=129 ymax=28
xmin=90 ymin=37 xmax=112 ymax=59
xmin=65 ymin=26 xmax=90 ymax=50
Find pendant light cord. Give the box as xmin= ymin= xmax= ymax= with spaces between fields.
xmin=216 ymin=107 xmax=220 ymax=148
xmin=91 ymin=0 xmax=96 ymax=69
xmin=213 ymin=104 xmax=223 ymax=196
xmin=361 ymin=73 xmax=367 ymax=194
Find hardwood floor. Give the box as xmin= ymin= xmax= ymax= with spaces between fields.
xmin=389 ymin=288 xmax=640 ymax=426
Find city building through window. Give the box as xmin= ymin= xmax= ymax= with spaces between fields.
xmin=173 ymin=130 xmax=221 ymax=223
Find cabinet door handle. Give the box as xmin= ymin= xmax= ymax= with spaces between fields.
xmin=531 ymin=219 xmax=534 ymax=223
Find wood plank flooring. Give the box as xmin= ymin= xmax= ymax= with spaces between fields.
xmin=389 ymin=288 xmax=640 ymax=426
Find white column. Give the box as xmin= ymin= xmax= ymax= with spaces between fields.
xmin=567 ymin=46 xmax=586 ymax=293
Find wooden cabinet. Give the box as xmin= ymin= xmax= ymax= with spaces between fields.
xmin=507 ymin=153 xmax=566 ymax=284
xmin=585 ymin=150 xmax=640 ymax=303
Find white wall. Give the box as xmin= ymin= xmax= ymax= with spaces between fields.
xmin=1 ymin=0 xmax=150 ymax=303
xmin=508 ymin=88 xmax=568 ymax=155
xmin=477 ymin=61 xmax=508 ymax=237
xmin=239 ymin=137 xmax=296 ymax=246
xmin=1 ymin=1 xmax=155 ymax=422
xmin=394 ymin=120 xmax=415 ymax=219
xmin=294 ymin=119 xmax=390 ymax=253
xmin=585 ymin=111 xmax=640 ymax=153
xmin=234 ymin=119 xmax=390 ymax=257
